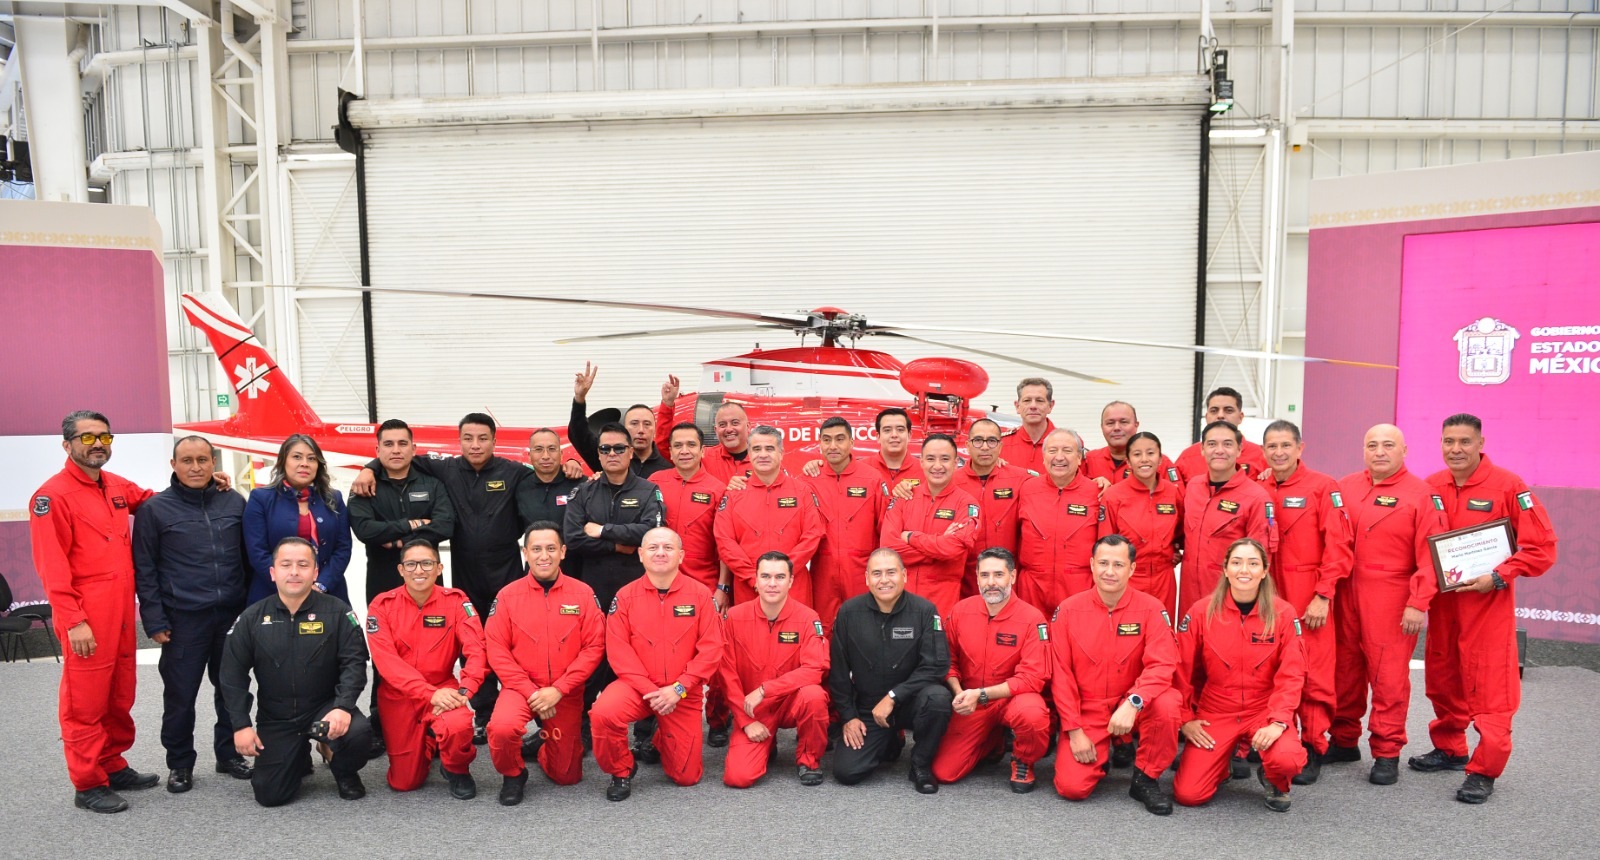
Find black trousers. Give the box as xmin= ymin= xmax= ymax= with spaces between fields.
xmin=833 ymin=686 xmax=953 ymax=785
xmin=251 ymin=702 xmax=371 ymax=807
xmin=158 ymin=605 xmax=244 ymax=770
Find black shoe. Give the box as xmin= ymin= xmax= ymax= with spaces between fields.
xmin=166 ymin=768 xmax=193 ymax=794
xmin=522 ymin=730 xmax=545 ymax=763
xmin=336 ymin=773 xmax=367 ymax=800
xmin=74 ymin=786 xmax=128 ymax=814
xmin=1008 ymin=759 xmax=1036 ymax=794
xmin=1130 ymin=770 xmax=1173 ymax=816
xmin=606 ymin=773 xmax=633 ymax=802
xmin=1456 ymin=773 xmax=1495 ymax=804
xmin=632 ymin=738 xmax=662 ymax=765
xmin=107 ymin=766 xmax=159 ymax=791
xmin=215 ymin=758 xmax=254 ymax=780
xmin=1258 ymin=766 xmax=1292 ymax=813
xmin=1409 ymin=748 xmax=1469 ymax=773
xmin=1322 ymin=743 xmax=1362 ymax=763
xmin=1110 ymin=740 xmax=1136 ymax=769
xmin=444 ymin=768 xmax=477 ymax=800
xmin=1292 ymin=744 xmax=1322 ymax=786
xmin=707 ymin=721 xmax=731 ymax=749
xmin=1229 ymin=754 xmax=1250 ymax=781
xmin=909 ymin=766 xmax=938 ymax=794
xmin=798 ymin=765 xmax=824 ymax=786
xmin=472 ymin=724 xmax=488 ymax=746
xmin=499 ymin=770 xmax=528 ymax=806
xmin=368 ymin=732 xmax=386 ymax=760
xmin=1369 ymin=756 xmax=1400 ymax=785
xmin=884 ymin=730 xmax=906 ymax=764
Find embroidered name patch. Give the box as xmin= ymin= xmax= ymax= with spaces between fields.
xmin=1218 ymin=500 xmax=1239 ymax=514
xmin=1117 ymin=623 xmax=1141 ymax=636
xmin=1156 ymin=504 xmax=1177 ymax=515
xmin=993 ymin=488 xmax=1014 ymax=500
xmin=778 ymin=497 xmax=798 ymax=508
xmin=298 ymin=621 xmax=325 ymax=635
xmin=673 ymin=605 xmax=696 ymax=617
xmin=1067 ymin=504 xmax=1089 ymax=516
xmin=934 ymin=508 xmax=955 ymax=520
xmin=1283 ymin=497 xmax=1307 ymax=509
xmin=778 ymin=631 xmax=800 ymax=644
xmin=486 ymin=480 xmax=506 ymax=492
xmin=423 ymin=616 xmax=446 ymax=628
xmin=995 ymin=632 xmax=1018 ymax=647
xmin=1468 ymin=499 xmax=1494 ymax=512
xmin=1376 ymin=495 xmax=1398 ymax=508
xmin=892 ymin=627 xmax=915 ymax=640
xmin=847 ymin=486 xmax=869 ymax=498
xmin=559 ymin=604 xmax=582 ymax=616
xmin=691 ymin=492 xmax=712 ymax=505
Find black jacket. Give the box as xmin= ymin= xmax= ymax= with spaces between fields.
xmin=829 ymin=591 xmax=950 ymax=723
xmin=383 ymin=454 xmax=540 ymax=602
xmin=220 ymin=590 xmax=368 ymax=729
xmin=561 ymin=472 xmax=665 ymax=597
xmin=348 ymin=467 xmax=456 ymax=579
xmin=567 ymin=399 xmax=672 ymax=478
xmin=522 ymin=470 xmax=586 ymax=577
xmin=132 ymin=475 xmax=251 ymax=636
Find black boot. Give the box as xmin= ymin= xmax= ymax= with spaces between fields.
xmin=166 ymin=768 xmax=193 ymax=794
xmin=909 ymin=766 xmax=938 ymax=794
xmin=1229 ymin=753 xmax=1250 ymax=781
xmin=73 ymin=786 xmax=129 ymax=814
xmin=606 ymin=770 xmax=634 ymax=802
xmin=1111 ymin=739 xmax=1136 ymax=769
xmin=1369 ymin=756 xmax=1400 ymax=785
xmin=632 ymin=737 xmax=662 ymax=765
xmin=499 ymin=770 xmax=528 ymax=806
xmin=444 ymin=768 xmax=477 ymax=800
xmin=1258 ymin=766 xmax=1292 ymax=813
xmin=336 ymin=773 xmax=367 ymax=800
xmin=1129 ymin=770 xmax=1173 ymax=816
xmin=706 ymin=717 xmax=731 ymax=749
xmin=1292 ymin=743 xmax=1322 ymax=785
xmin=1322 ymin=743 xmax=1361 ymax=763
xmin=1456 ymin=773 xmax=1495 ymax=804
xmin=215 ymin=758 xmax=253 ymax=780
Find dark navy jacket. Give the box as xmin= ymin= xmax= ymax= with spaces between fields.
xmin=243 ymin=482 xmax=351 ymax=604
xmin=132 ymin=475 xmax=251 ymax=636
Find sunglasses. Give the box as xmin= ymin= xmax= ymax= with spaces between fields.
xmin=75 ymin=433 xmax=115 ymax=446
xmin=597 ymin=444 xmax=630 ymax=456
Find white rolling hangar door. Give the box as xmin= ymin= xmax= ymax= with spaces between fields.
xmin=345 ymin=77 xmax=1210 ymax=446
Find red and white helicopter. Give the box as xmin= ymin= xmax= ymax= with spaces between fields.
xmin=176 ymin=288 xmax=1390 ymax=470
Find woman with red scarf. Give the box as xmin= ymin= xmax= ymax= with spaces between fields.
xmin=244 ymin=435 xmax=352 ymax=603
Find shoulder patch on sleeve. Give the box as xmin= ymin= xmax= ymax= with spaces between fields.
xmin=1036 ymin=623 xmax=1049 ymax=642
xmin=462 ymin=601 xmax=476 ymax=618
xmin=1177 ymin=614 xmax=1190 ymax=633
xmin=365 ymin=615 xmax=379 ymax=633
xmin=717 ymin=495 xmax=728 ymax=511
xmin=654 ymin=489 xmax=663 ymax=502
xmin=31 ymin=495 xmax=50 ymax=517
xmin=608 ymin=596 xmax=619 ymax=615
xmin=1330 ymin=491 xmax=1343 ymax=509
xmin=1265 ymin=502 xmax=1275 ymax=521
xmin=814 ymin=620 xmax=825 ymax=638
xmin=1293 ymin=618 xmax=1303 ymax=637
xmin=968 ymin=504 xmax=979 ymax=519
xmin=346 ymin=611 xmax=361 ymax=630
xmin=1161 ymin=610 xmax=1173 ymax=629
xmin=1517 ymin=491 xmax=1534 ymax=511
xmin=932 ymin=613 xmax=942 ymax=632
xmin=1431 ymin=494 xmax=1445 ymax=511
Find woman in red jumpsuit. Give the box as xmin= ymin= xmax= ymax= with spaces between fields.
xmin=1173 ymin=537 xmax=1307 ymax=812
xmin=1099 ymin=432 xmax=1183 ymax=617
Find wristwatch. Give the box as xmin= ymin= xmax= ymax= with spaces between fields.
xmin=887 ymin=690 xmax=897 ymax=701
xmin=672 ymin=682 xmax=688 ymax=699
xmin=716 ymin=583 xmax=732 ymax=594
xmin=458 ymin=687 xmax=470 ymax=698
xmin=1127 ymin=693 xmax=1144 ymax=712
xmin=1491 ymin=572 xmax=1508 ymax=590
xmin=977 ymin=689 xmax=989 ymax=706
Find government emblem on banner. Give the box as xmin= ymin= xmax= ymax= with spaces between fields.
xmin=1453 ymin=317 xmax=1519 ymax=385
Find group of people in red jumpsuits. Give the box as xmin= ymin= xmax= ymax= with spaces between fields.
xmin=28 ymin=379 xmax=1555 ymax=816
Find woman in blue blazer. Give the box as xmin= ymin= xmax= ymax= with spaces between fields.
xmin=243 ymin=434 xmax=352 ymax=604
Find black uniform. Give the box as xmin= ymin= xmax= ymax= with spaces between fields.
xmin=348 ymin=468 xmax=456 ymax=602
xmin=521 ymin=469 xmax=585 ymax=575
xmin=220 ymin=590 xmax=371 ymax=807
xmin=567 ymin=399 xmax=672 ymax=477
xmin=829 ymin=591 xmax=953 ymax=783
xmin=376 ymin=453 xmax=538 ymax=722
xmin=132 ymin=476 xmax=252 ymax=772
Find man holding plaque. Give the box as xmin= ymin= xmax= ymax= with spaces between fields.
xmin=1416 ymin=414 xmax=1557 ymax=804
xmin=1329 ymin=425 xmax=1446 ymax=787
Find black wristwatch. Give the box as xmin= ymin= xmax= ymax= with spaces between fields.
xmin=977 ymin=689 xmax=989 ymax=706
xmin=1127 ymin=693 xmax=1145 ymax=711
xmin=458 ymin=687 xmax=470 ymax=698
xmin=1491 ymin=572 xmax=1508 ymax=590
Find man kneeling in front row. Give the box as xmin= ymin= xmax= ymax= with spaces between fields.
xmin=221 ymin=537 xmax=372 ymax=806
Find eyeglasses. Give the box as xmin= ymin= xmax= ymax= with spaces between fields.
xmin=597 ymin=444 xmax=630 ymax=456
xmin=401 ymin=560 xmax=439 ymax=572
xmin=968 ymin=437 xmax=1001 ymax=448
xmin=74 ymin=433 xmax=115 ymax=446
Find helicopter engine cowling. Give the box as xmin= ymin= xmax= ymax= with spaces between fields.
xmin=899 ymin=358 xmax=989 ymax=437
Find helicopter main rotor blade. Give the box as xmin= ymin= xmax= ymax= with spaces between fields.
xmin=278 ymin=283 xmax=814 ymax=329
xmin=868 ymin=321 xmax=1398 ymax=370
xmin=877 ymin=332 xmax=1118 ymax=385
xmin=555 ymin=323 xmax=791 ymax=344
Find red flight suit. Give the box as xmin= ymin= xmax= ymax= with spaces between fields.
xmin=1332 ymin=467 xmax=1445 ymax=759
xmin=484 ymin=573 xmax=605 ymax=784
xmin=879 ymin=482 xmax=982 ymax=618
xmin=999 ymin=420 xmax=1055 ymax=475
xmin=366 ymin=585 xmax=488 ymax=790
xmin=806 ymin=458 xmax=886 ymax=634
xmin=714 ymin=470 xmax=824 ymax=607
xmin=29 ymin=461 xmax=154 ymax=791
xmin=1098 ymin=477 xmax=1185 ymax=616
xmin=1050 ymin=588 xmax=1182 ymax=799
xmin=592 ymin=574 xmax=725 ymax=785
xmin=1424 ymin=455 xmax=1556 ymax=779
xmin=952 ymin=462 xmax=1032 ymax=597
xmin=717 ymin=598 xmax=830 ymax=787
xmin=1174 ymin=438 xmax=1268 ymax=486
xmin=1016 ymin=473 xmax=1104 ymax=612
xmin=1081 ymin=448 xmax=1177 ymax=485
xmin=650 ymin=467 xmax=732 ymax=727
xmin=1178 ymin=471 xmax=1276 ymax=621
xmin=1173 ymin=596 xmax=1309 ymax=802
xmin=866 ymin=454 xmax=923 ymax=488
xmin=651 ymin=402 xmax=751 ymax=483
xmin=1257 ymin=463 xmax=1353 ymax=755
xmin=932 ymin=595 xmax=1052 ymax=783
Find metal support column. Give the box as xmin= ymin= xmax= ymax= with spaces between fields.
xmin=14 ymin=15 xmax=88 ymax=202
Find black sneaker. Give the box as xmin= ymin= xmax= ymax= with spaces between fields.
xmin=499 ymin=770 xmax=528 ymax=806
xmin=1292 ymin=743 xmax=1322 ymax=785
xmin=1409 ymin=748 xmax=1469 ymax=773
xmin=472 ymin=724 xmax=488 ymax=746
xmin=336 ymin=773 xmax=367 ymax=800
xmin=73 ymin=786 xmax=128 ymax=814
xmin=215 ymin=758 xmax=253 ymax=780
xmin=1258 ymin=766 xmax=1291 ymax=812
xmin=1369 ymin=756 xmax=1400 ymax=785
xmin=1110 ymin=739 xmax=1136 ymax=769
xmin=909 ymin=766 xmax=938 ymax=794
xmin=107 ymin=767 xmax=159 ymax=791
xmin=1229 ymin=754 xmax=1250 ymax=781
xmin=606 ymin=772 xmax=633 ymax=802
xmin=632 ymin=738 xmax=662 ymax=765
xmin=166 ymin=768 xmax=193 ymax=794
xmin=1008 ymin=759 xmax=1036 ymax=794
xmin=1322 ymin=743 xmax=1362 ymax=763
xmin=1456 ymin=773 xmax=1495 ymax=804
xmin=1129 ymin=770 xmax=1173 ymax=816
xmin=444 ymin=768 xmax=477 ymax=800
xmin=797 ymin=765 xmax=824 ymax=786
xmin=707 ymin=720 xmax=731 ymax=749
